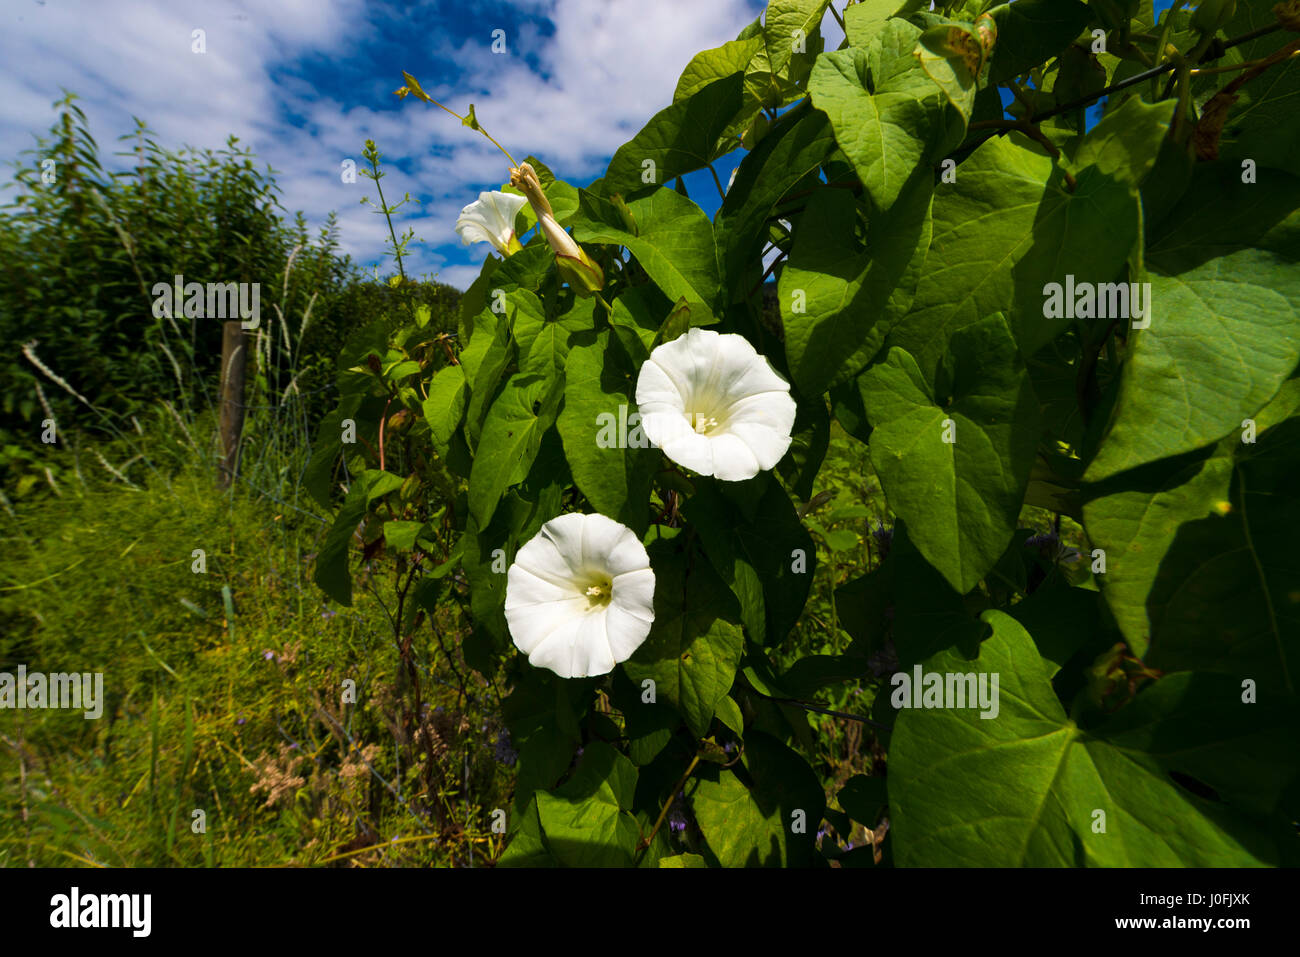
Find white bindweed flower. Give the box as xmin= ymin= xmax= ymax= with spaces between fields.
xmin=505 ymin=512 xmax=655 ymax=679
xmin=635 ymin=328 xmax=797 ymax=482
xmin=455 ymin=190 xmax=528 ymax=256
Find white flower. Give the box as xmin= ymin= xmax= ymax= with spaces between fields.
xmin=635 ymin=328 xmax=797 ymax=482
xmin=455 ymin=190 xmax=528 ymax=256
xmin=505 ymin=512 xmax=655 ymax=679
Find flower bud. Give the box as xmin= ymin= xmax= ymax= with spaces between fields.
xmin=510 ymin=162 xmax=605 ymax=296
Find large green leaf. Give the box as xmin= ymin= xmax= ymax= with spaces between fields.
xmin=421 ymin=365 xmax=466 ymax=459
xmin=883 ymin=130 xmax=1138 ymax=377
xmin=809 ymin=22 xmax=959 ymax=211
xmin=512 ymin=296 xmax=592 ymax=381
xmin=556 ymin=331 xmax=654 ymax=532
xmin=889 ymin=611 xmax=1299 ymax=866
xmin=780 ymin=178 xmax=932 ymax=395
xmin=603 ymin=73 xmax=745 ymax=196
xmin=623 ymin=537 xmax=745 ymax=738
xmin=690 ymin=730 xmax=826 ymax=867
xmin=467 ymin=373 xmax=564 ymax=528
xmin=1084 ymin=247 xmax=1300 ymax=481
xmin=863 ymin=314 xmax=1040 ymax=593
xmin=1083 ymin=412 xmax=1300 ymax=692
xmin=572 ymin=187 xmax=720 ymax=312
xmin=535 ymin=743 xmax=641 ymax=868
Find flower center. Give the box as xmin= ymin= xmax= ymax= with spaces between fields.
xmin=583 ymin=577 xmax=613 ymax=608
xmin=693 ymin=413 xmax=718 ymax=434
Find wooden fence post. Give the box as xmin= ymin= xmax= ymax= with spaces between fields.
xmin=218 ymin=320 xmax=247 ymax=488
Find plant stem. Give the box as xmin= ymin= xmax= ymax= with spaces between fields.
xmin=638 ymin=754 xmax=700 ymax=855
xmin=708 ymin=162 xmax=727 ymax=201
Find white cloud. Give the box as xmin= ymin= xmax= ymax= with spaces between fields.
xmin=1 ymin=0 xmax=780 ymax=290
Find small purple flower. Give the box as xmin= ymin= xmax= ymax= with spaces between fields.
xmin=668 ymin=804 xmax=688 ymax=834
xmin=723 ymin=741 xmax=735 ymax=755
xmin=236 ymin=715 xmax=246 ymax=726
xmin=871 ymin=521 xmax=894 ymax=559
xmin=262 ymin=650 xmax=275 ymax=661
xmin=321 ymin=608 xmax=337 ymax=620
xmin=494 ymin=728 xmax=518 ymax=767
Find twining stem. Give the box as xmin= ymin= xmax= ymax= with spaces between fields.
xmin=707 ymin=162 xmax=727 ymax=202
xmin=829 ymin=1 xmax=846 ymax=34
xmin=748 ymin=688 xmax=892 ymax=731
xmin=1191 ymin=47 xmax=1300 ymax=74
xmin=1032 ymin=19 xmax=1287 ymax=125
xmin=407 ymin=91 xmax=519 ymax=168
xmin=1150 ymin=0 xmax=1188 ymax=99
xmin=638 ymin=754 xmax=700 ymax=854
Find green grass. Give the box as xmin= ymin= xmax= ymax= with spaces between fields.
xmin=0 ymin=422 xmax=513 ymax=867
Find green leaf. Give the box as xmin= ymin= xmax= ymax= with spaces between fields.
xmin=780 ymin=178 xmax=932 ymax=395
xmin=460 ymin=309 xmax=514 ymax=450
xmin=809 ymin=23 xmax=960 ymax=211
xmin=685 ymin=477 xmax=816 ymax=646
xmin=844 ymin=0 xmax=906 ymax=47
xmin=987 ymin=0 xmax=1092 ymax=85
xmin=690 ymin=730 xmax=826 ymax=867
xmin=863 ymin=314 xmax=1040 ymax=593
xmin=468 ymin=373 xmax=564 ymax=528
xmin=623 ymin=536 xmax=745 ymax=738
xmin=760 ymin=0 xmax=832 ymax=80
xmin=1083 ymin=415 xmax=1300 ymax=692
xmin=313 ymin=470 xmax=404 ymax=606
xmin=837 ymin=774 xmax=887 ymax=827
xmin=885 ymin=130 xmax=1142 ymax=375
xmin=889 ymin=610 xmax=1298 ymax=866
xmin=503 ymin=671 xmax=583 ymax=808
xmin=603 ymin=73 xmax=745 ymax=196
xmin=382 ymin=520 xmax=426 ymax=551
xmin=675 ymin=35 xmax=765 ymax=102
xmin=1084 ymin=247 xmax=1300 ymax=482
xmin=513 ymin=296 xmax=592 ymax=381
xmin=421 ymin=365 xmax=466 ymax=458
xmin=658 ymin=853 xmax=708 ymax=867
xmin=535 ymin=743 xmax=640 ymax=868
xmin=1212 ymin=0 xmax=1300 ymax=176
xmin=572 ymin=187 xmax=720 ymax=312
xmin=556 ymin=330 xmax=655 ymax=533
xmin=714 ymin=695 xmax=744 ymax=735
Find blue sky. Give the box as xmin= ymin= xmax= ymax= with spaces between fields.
xmin=1 ymin=0 xmax=772 ymax=290
xmin=1 ymin=1 xmax=1173 ymax=290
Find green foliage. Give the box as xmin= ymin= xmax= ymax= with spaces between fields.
xmin=298 ymin=0 xmax=1300 ymax=868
